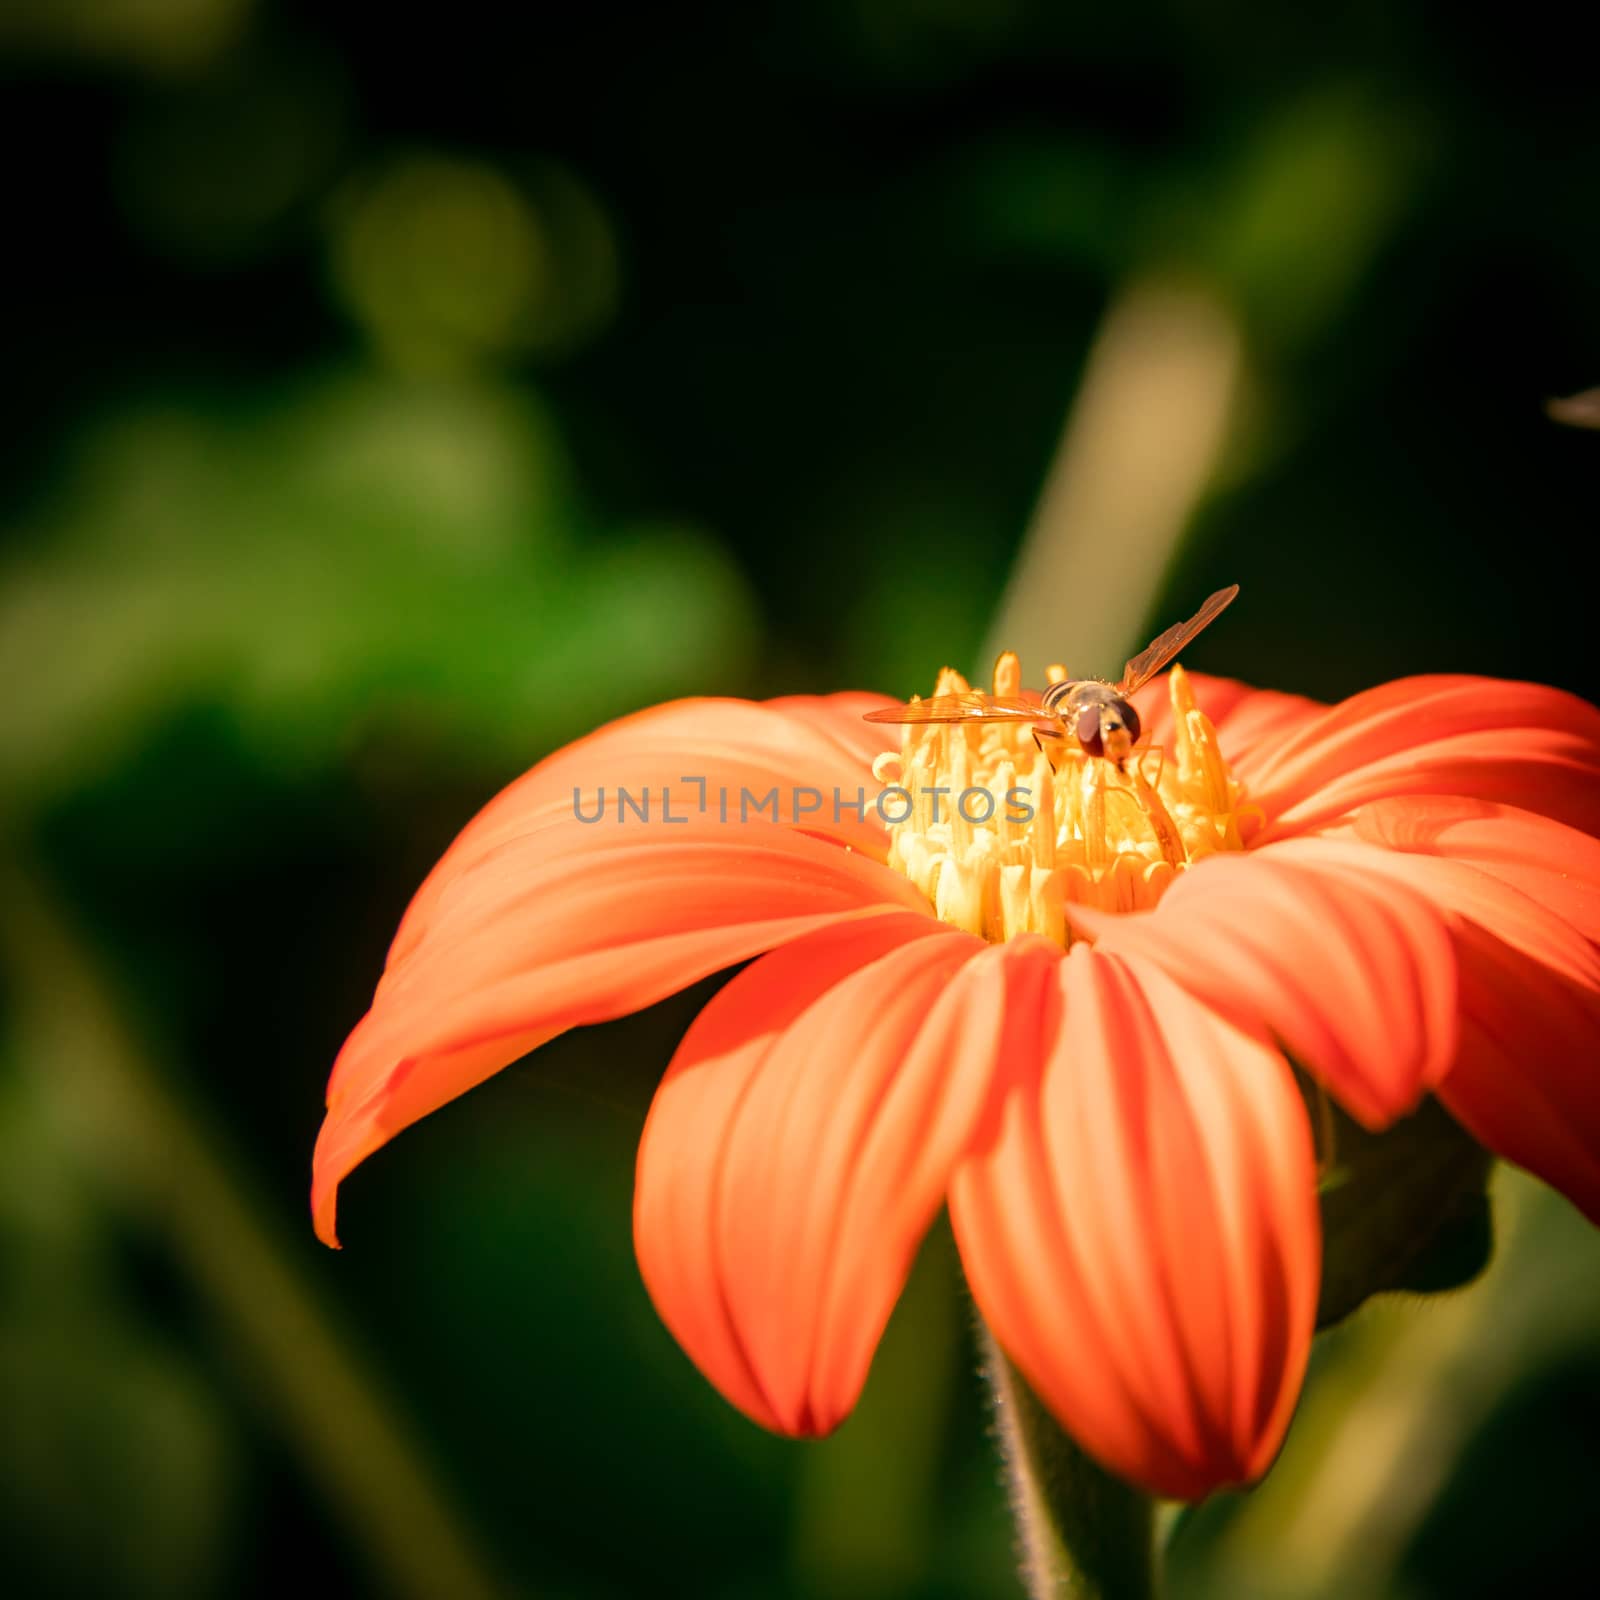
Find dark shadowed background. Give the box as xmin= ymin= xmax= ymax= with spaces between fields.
xmin=2 ymin=3 xmax=1597 ymax=1596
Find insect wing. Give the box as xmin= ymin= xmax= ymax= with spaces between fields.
xmin=1117 ymin=584 xmax=1240 ymax=693
xmin=862 ymin=692 xmax=1048 ymax=726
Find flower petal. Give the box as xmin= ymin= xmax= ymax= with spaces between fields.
xmin=1077 ymin=838 xmax=1458 ymax=1128
xmin=1246 ymin=676 xmax=1600 ymax=841
xmin=315 ymin=820 xmax=927 ymax=1246
xmin=1443 ymin=923 xmax=1600 ymax=1226
xmin=767 ymin=690 xmax=901 ymax=772
xmin=1130 ymin=672 xmax=1327 ymax=782
xmin=1354 ymin=795 xmax=1600 ymax=944
xmin=634 ymin=915 xmax=1047 ymax=1435
xmin=392 ymin=694 xmax=897 ymax=963
xmin=949 ymin=948 xmax=1319 ymax=1501
xmin=1316 ymin=838 xmax=1600 ymax=1224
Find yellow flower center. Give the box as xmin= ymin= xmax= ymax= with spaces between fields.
xmin=871 ymin=660 xmax=1249 ymax=945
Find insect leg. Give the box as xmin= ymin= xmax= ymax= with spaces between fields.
xmin=1032 ymin=726 xmax=1073 ymax=774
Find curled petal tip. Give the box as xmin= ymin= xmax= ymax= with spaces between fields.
xmin=311 ymin=1137 xmax=346 ymax=1248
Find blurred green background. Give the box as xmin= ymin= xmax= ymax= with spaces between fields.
xmin=2 ymin=2 xmax=1597 ymax=1596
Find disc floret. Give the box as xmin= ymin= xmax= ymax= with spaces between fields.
xmin=871 ymin=660 xmax=1248 ymax=944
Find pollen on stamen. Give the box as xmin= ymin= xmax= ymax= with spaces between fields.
xmin=872 ymin=659 xmax=1248 ymax=947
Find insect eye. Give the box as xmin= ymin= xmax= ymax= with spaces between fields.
xmin=1074 ymin=703 xmax=1104 ymax=755
xmin=1119 ymin=699 xmax=1142 ymax=744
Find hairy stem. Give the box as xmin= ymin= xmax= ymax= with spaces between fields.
xmin=977 ymin=1318 xmax=1156 ymax=1600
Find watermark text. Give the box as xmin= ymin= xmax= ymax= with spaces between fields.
xmin=570 ymin=779 xmax=1036 ymax=826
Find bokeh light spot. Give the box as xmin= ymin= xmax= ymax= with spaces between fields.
xmin=328 ymin=153 xmax=619 ymax=372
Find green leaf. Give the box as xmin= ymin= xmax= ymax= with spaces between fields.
xmin=0 ymin=371 xmax=757 ymax=814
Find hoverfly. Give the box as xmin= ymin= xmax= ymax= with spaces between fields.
xmin=863 ymin=584 xmax=1239 ymax=770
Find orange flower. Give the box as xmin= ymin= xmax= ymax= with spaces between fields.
xmin=312 ymin=663 xmax=1600 ymax=1500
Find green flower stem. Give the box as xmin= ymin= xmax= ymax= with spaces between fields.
xmin=976 ymin=1318 xmax=1156 ymax=1600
